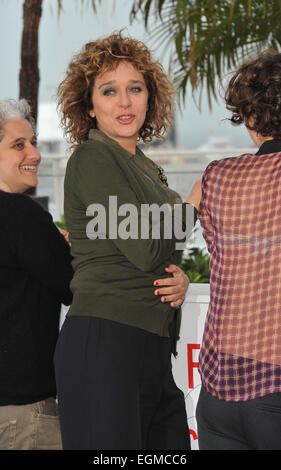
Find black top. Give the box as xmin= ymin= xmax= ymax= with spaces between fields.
xmin=256 ymin=139 xmax=281 ymax=155
xmin=0 ymin=191 xmax=73 ymax=405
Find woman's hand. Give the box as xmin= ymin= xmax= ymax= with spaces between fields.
xmin=154 ymin=264 xmax=190 ymax=308
xmin=185 ymin=179 xmax=202 ymax=210
xmin=60 ymin=229 xmax=71 ymax=247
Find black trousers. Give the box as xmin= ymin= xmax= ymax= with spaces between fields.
xmin=196 ymin=384 xmax=281 ymax=450
xmin=54 ymin=316 xmax=190 ymax=450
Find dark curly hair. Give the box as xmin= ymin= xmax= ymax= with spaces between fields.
xmin=57 ymin=31 xmax=177 ymax=147
xmin=225 ymin=50 xmax=281 ymax=139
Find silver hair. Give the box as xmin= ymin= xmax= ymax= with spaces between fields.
xmin=0 ymin=99 xmax=36 ymax=141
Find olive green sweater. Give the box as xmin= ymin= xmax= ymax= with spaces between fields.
xmin=64 ymin=130 xmax=196 ymax=338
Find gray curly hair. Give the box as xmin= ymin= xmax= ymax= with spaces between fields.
xmin=0 ymin=99 xmax=36 ymax=141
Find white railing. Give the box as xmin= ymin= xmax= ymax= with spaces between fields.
xmin=37 ymin=147 xmax=255 ymax=221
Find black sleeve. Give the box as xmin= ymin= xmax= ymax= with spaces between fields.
xmin=11 ymin=195 xmax=73 ymax=305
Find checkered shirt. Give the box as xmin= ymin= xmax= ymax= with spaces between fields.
xmin=197 ymin=140 xmax=281 ymax=402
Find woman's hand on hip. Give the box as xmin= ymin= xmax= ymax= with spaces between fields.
xmin=154 ymin=264 xmax=190 ymax=308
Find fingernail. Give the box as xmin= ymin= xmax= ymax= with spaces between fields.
xmin=155 ymin=290 xmax=159 ymax=295
xmin=162 ymin=297 xmax=166 ymax=302
xmin=154 ymin=281 xmax=159 ymax=286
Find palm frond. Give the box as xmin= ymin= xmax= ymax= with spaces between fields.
xmin=57 ymin=0 xmax=101 ymax=16
xmin=130 ymin=0 xmax=281 ymax=107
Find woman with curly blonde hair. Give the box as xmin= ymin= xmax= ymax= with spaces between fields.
xmin=54 ymin=31 xmax=200 ymax=450
xmin=57 ymin=33 xmax=176 ymax=147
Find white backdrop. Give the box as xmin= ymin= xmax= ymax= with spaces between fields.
xmin=60 ymin=283 xmax=210 ymax=451
xmin=171 ymin=283 xmax=209 ymax=450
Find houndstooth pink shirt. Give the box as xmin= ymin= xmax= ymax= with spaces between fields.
xmin=198 ymin=140 xmax=281 ymax=402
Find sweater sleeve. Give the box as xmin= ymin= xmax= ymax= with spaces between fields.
xmin=11 ymin=195 xmax=73 ymax=305
xmin=71 ymin=143 xmax=196 ymax=272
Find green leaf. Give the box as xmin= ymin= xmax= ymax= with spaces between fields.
xmin=130 ymin=0 xmax=281 ymax=107
xmin=55 ymin=214 xmax=67 ymax=230
xmin=180 ymin=245 xmax=210 ymax=284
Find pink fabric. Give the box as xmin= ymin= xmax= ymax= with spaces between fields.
xmin=198 ymin=151 xmax=281 ymax=401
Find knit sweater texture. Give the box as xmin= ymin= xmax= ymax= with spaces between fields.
xmin=0 ymin=191 xmax=73 ymax=405
xmin=64 ymin=130 xmax=196 ymax=338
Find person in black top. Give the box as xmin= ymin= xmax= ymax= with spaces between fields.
xmin=0 ymin=99 xmax=73 ymax=450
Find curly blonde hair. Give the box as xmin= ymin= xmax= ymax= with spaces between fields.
xmin=57 ymin=32 xmax=177 ymax=146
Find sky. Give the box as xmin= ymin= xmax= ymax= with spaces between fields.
xmin=0 ymin=0 xmax=252 ymax=149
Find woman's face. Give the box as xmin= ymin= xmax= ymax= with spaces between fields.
xmin=0 ymin=118 xmax=40 ymax=193
xmin=89 ymin=61 xmax=149 ymax=154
